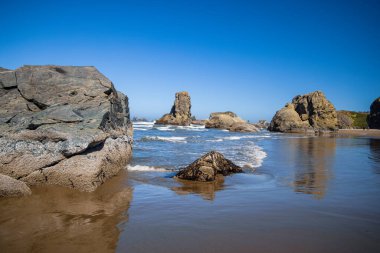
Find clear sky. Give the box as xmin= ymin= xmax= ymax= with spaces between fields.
xmin=1 ymin=0 xmax=379 ymax=121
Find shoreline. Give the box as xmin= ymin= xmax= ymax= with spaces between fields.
xmin=336 ymin=129 xmax=380 ymax=138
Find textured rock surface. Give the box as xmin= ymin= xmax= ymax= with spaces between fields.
xmin=0 ymin=65 xmax=133 ymax=193
xmin=176 ymin=151 xmax=243 ymax=181
xmin=156 ymin=91 xmax=192 ymax=126
xmin=205 ymin=112 xmax=258 ymax=132
xmin=0 ymin=174 xmax=32 ymax=197
xmin=269 ymin=91 xmax=338 ymax=132
xmin=367 ymin=97 xmax=380 ymax=129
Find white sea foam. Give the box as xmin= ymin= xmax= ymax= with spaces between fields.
xmin=154 ymin=126 xmax=176 ymax=131
xmin=140 ymin=136 xmax=188 ymax=143
xmin=127 ymin=165 xmax=168 ymax=172
xmin=206 ymin=138 xmax=224 ymax=142
xmin=241 ymin=144 xmax=267 ymax=168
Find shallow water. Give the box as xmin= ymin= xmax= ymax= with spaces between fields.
xmin=1 ymin=122 xmax=380 ymax=253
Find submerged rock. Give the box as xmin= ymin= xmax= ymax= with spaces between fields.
xmin=0 ymin=174 xmax=32 ymax=197
xmin=0 ymin=65 xmax=133 ymax=193
xmin=367 ymin=97 xmax=380 ymax=129
xmin=156 ymin=91 xmax=192 ymax=126
xmin=269 ymin=91 xmax=338 ymax=132
xmin=205 ymin=111 xmax=258 ymax=132
xmin=176 ymin=151 xmax=243 ymax=182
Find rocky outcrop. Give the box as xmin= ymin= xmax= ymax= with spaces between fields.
xmin=337 ymin=111 xmax=354 ymax=129
xmin=191 ymin=119 xmax=207 ymax=125
xmin=269 ymin=91 xmax=338 ymax=132
xmin=176 ymin=151 xmax=243 ymax=182
xmin=0 ymin=174 xmax=32 ymax=197
xmin=205 ymin=112 xmax=258 ymax=132
xmin=156 ymin=91 xmax=192 ymax=126
xmin=253 ymin=120 xmax=270 ymax=129
xmin=367 ymin=97 xmax=380 ymax=129
xmin=0 ymin=65 xmax=133 ymax=193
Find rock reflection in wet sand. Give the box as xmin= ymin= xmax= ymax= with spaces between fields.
xmin=0 ymin=170 xmax=133 ymax=253
xmin=287 ymin=137 xmax=336 ymax=198
xmin=172 ymin=175 xmax=225 ymax=200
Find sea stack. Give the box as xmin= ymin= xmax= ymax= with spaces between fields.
xmin=269 ymin=91 xmax=338 ymax=132
xmin=156 ymin=91 xmax=192 ymax=126
xmin=205 ymin=111 xmax=258 ymax=132
xmin=367 ymin=97 xmax=380 ymax=129
xmin=0 ymin=65 xmax=133 ymax=194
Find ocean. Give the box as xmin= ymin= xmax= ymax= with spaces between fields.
xmin=1 ymin=122 xmax=379 ymax=253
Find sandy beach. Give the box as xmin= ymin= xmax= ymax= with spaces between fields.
xmin=337 ymin=129 xmax=380 ymax=138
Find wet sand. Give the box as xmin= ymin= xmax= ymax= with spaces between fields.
xmin=337 ymin=129 xmax=380 ymax=138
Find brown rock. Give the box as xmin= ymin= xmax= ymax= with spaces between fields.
xmin=269 ymin=91 xmax=338 ymax=132
xmin=0 ymin=174 xmax=32 ymax=197
xmin=205 ymin=111 xmax=258 ymax=132
xmin=156 ymin=91 xmax=192 ymax=126
xmin=176 ymin=151 xmax=243 ymax=182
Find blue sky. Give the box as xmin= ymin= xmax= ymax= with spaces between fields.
xmin=1 ymin=0 xmax=379 ymax=121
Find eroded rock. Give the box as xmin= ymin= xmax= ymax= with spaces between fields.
xmin=205 ymin=111 xmax=258 ymax=132
xmin=176 ymin=151 xmax=243 ymax=182
xmin=0 ymin=174 xmax=32 ymax=197
xmin=269 ymin=91 xmax=338 ymax=132
xmin=0 ymin=65 xmax=133 ymax=193
xmin=156 ymin=91 xmax=192 ymax=126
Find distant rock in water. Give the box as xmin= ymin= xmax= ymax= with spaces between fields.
xmin=176 ymin=151 xmax=243 ymax=182
xmin=269 ymin=91 xmax=338 ymax=132
xmin=367 ymin=97 xmax=380 ymax=129
xmin=205 ymin=111 xmax=258 ymax=132
xmin=253 ymin=120 xmax=270 ymax=129
xmin=191 ymin=119 xmax=207 ymax=125
xmin=132 ymin=116 xmax=149 ymax=122
xmin=156 ymin=91 xmax=192 ymax=126
xmin=0 ymin=65 xmax=133 ymax=194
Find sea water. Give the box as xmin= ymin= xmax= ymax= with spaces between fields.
xmin=1 ymin=122 xmax=380 ymax=253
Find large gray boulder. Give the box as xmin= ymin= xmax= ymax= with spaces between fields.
xmin=156 ymin=91 xmax=192 ymax=126
xmin=367 ymin=97 xmax=380 ymax=129
xmin=176 ymin=151 xmax=243 ymax=182
xmin=0 ymin=174 xmax=32 ymax=197
xmin=0 ymin=65 xmax=133 ymax=193
xmin=205 ymin=111 xmax=258 ymax=132
xmin=269 ymin=91 xmax=338 ymax=132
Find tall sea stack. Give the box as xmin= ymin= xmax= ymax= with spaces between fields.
xmin=0 ymin=65 xmax=133 ymax=195
xmin=156 ymin=91 xmax=192 ymax=126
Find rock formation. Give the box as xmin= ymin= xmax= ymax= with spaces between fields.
xmin=337 ymin=111 xmax=354 ymax=129
xmin=0 ymin=65 xmax=133 ymax=194
xmin=156 ymin=91 xmax=192 ymax=126
xmin=205 ymin=111 xmax=258 ymax=132
xmin=269 ymin=91 xmax=338 ymax=132
xmin=367 ymin=97 xmax=380 ymax=129
xmin=176 ymin=151 xmax=243 ymax=182
xmin=0 ymin=174 xmax=32 ymax=197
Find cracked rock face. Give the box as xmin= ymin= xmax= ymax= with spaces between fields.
xmin=0 ymin=65 xmax=133 ymax=194
xmin=156 ymin=91 xmax=192 ymax=126
xmin=176 ymin=151 xmax=243 ymax=182
xmin=367 ymin=97 xmax=380 ymax=129
xmin=269 ymin=91 xmax=338 ymax=132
